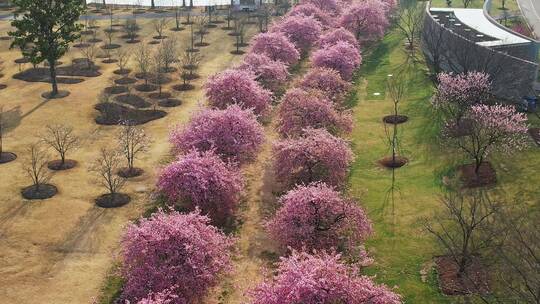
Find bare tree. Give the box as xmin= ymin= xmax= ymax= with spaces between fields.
xmin=172 ymin=6 xmax=184 ymax=31
xmin=117 ymin=121 xmax=150 ymax=177
xmin=396 ymin=1 xmax=424 ymax=51
xmin=104 ymin=27 xmax=115 ymax=48
xmin=41 ymin=124 xmax=80 ymax=170
xmin=124 ymin=18 xmax=140 ymax=43
xmin=194 ymin=15 xmax=209 ymax=46
xmin=421 ymin=17 xmax=445 ymax=75
xmin=160 ymin=37 xmax=178 ymax=73
xmin=424 ymin=190 xmax=502 ymax=294
xmin=80 ymin=43 xmax=97 ymax=69
xmin=0 ymin=106 xmax=5 ymax=158
xmin=91 ymin=148 xmax=127 ymax=198
xmin=135 ymin=44 xmax=152 ymax=85
xmin=152 ymin=48 xmax=165 ymax=96
xmin=22 ymin=142 xmax=55 ymax=198
xmin=180 ymin=50 xmax=201 ymax=84
xmin=153 ymin=18 xmax=169 ymax=39
xmin=115 ymin=49 xmax=131 ymax=74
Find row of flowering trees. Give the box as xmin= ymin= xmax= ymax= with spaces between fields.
xmin=117 ymin=0 xmax=402 ymax=303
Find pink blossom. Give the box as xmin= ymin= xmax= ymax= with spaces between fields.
xmin=271 ymin=14 xmax=323 ymax=52
xmin=121 ymin=210 xmax=234 ymax=303
xmin=299 ymin=67 xmax=352 ymax=105
xmin=156 ymin=150 xmax=243 ymax=225
xmin=237 ymin=53 xmax=289 ymax=92
xmin=311 ymin=41 xmax=362 ymax=81
xmin=267 ymin=182 xmax=372 ymax=252
xmin=300 ymin=0 xmax=339 ymax=13
xmin=249 ymin=251 xmax=402 ymax=304
xmin=249 ymin=32 xmax=300 ymax=66
xmin=170 ymin=105 xmax=265 ymax=165
xmin=318 ymin=27 xmax=359 ymax=49
xmin=340 ymin=0 xmax=389 ymax=41
xmin=288 ymin=4 xmax=335 ymax=28
xmin=277 ymin=88 xmax=352 ymax=137
xmin=205 ymin=69 xmax=273 ymax=116
xmin=273 ymin=128 xmax=353 ymax=188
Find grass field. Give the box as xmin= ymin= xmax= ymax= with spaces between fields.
xmin=346 ymin=27 xmax=540 ymax=303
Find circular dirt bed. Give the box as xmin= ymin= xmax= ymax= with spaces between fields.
xmin=114 ymin=77 xmax=137 ymax=85
xmin=113 ymin=68 xmax=132 ymax=75
xmin=73 ymin=43 xmax=91 ymax=48
xmin=228 ymin=32 xmax=240 ymax=36
xmin=48 ymin=159 xmax=77 ymax=170
xmin=149 ymin=75 xmax=172 ymax=85
xmin=160 ymin=67 xmax=178 ymax=73
xmin=102 ymin=58 xmax=118 ymax=64
xmin=42 ymin=90 xmax=70 ymax=99
xmin=134 ymin=72 xmax=148 ymax=80
xmin=172 ymin=84 xmax=194 ymax=91
xmin=158 ymin=98 xmax=182 ymax=107
xmin=231 ymin=50 xmax=245 ymax=55
xmin=101 ymin=44 xmax=121 ymax=50
xmin=186 ymin=48 xmax=200 ymax=53
xmin=0 ymin=84 xmax=7 ymax=90
xmin=118 ymin=167 xmax=143 ymax=178
xmin=135 ymin=83 xmax=158 ymax=92
xmin=88 ymin=38 xmax=103 ymax=43
xmin=379 ymin=156 xmax=408 ymax=168
xmin=14 ymin=57 xmax=30 ymax=64
xmin=148 ymin=92 xmax=172 ymax=99
xmin=0 ymin=36 xmax=12 ymax=40
xmin=133 ymin=9 xmax=146 ymax=14
xmin=194 ymin=42 xmax=210 ymax=47
xmin=80 ymin=30 xmax=94 ymax=35
xmin=0 ymin=152 xmax=17 ymax=164
xmin=95 ymin=193 xmax=131 ymax=208
xmin=125 ymin=39 xmax=141 ymax=44
xmin=206 ymin=23 xmax=217 ymax=28
xmin=115 ymin=94 xmax=151 ymax=108
xmin=104 ymin=85 xmax=128 ymax=95
xmin=234 ymin=42 xmax=249 ymax=48
xmin=383 ymin=115 xmax=409 ymax=124
xmin=458 ymin=162 xmax=497 ymax=188
xmin=170 ymin=27 xmax=185 ymax=32
xmin=148 ymin=40 xmax=161 ymax=45
xmin=153 ymin=35 xmax=168 ymax=40
xmin=221 ymin=26 xmax=234 ymax=30
xmin=182 ymin=73 xmax=199 ymax=80
xmin=21 ymin=184 xmax=58 ymax=200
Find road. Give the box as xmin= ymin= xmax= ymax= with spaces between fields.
xmin=517 ymin=0 xmax=540 ymax=39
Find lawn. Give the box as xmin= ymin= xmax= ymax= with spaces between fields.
xmin=346 ymin=27 xmax=540 ymax=303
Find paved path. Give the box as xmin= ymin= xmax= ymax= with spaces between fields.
xmin=517 ymin=0 xmax=540 ymax=39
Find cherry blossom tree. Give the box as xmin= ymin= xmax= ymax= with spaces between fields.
xmin=311 ymin=41 xmax=362 ymax=81
xmin=273 ymin=128 xmax=353 ymax=188
xmin=299 ymin=67 xmax=351 ymax=105
xmin=340 ymin=0 xmax=389 ymax=41
xmin=318 ymin=27 xmax=359 ymax=49
xmin=249 ymin=32 xmax=300 ymax=66
xmin=447 ymin=104 xmax=528 ymax=174
xmin=249 ymin=251 xmax=402 ymax=304
xmin=267 ymin=182 xmax=372 ymax=253
xmin=170 ymin=106 xmax=265 ymax=165
xmin=300 ymin=0 xmax=339 ymax=13
xmin=271 ymin=14 xmax=322 ymax=52
xmin=433 ymin=72 xmax=491 ymax=126
xmin=277 ymin=88 xmax=352 ymax=137
xmin=288 ymin=4 xmax=335 ymax=28
xmin=156 ymin=150 xmax=244 ymax=225
xmin=205 ymin=69 xmax=273 ymax=116
xmin=120 ymin=209 xmax=233 ymax=303
xmin=237 ymin=53 xmax=289 ymax=92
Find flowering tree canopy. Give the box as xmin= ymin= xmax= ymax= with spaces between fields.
xmin=273 ymin=128 xmax=353 ymax=188
xmin=157 ymin=150 xmax=243 ymax=224
xmin=448 ymin=104 xmax=529 ymax=173
xmin=318 ymin=27 xmax=359 ymax=49
xmin=271 ymin=14 xmax=323 ymax=52
xmin=267 ymin=182 xmax=372 ymax=252
xmin=205 ymin=69 xmax=273 ymax=116
xmin=300 ymin=0 xmax=339 ymax=13
xmin=250 ymin=32 xmax=300 ymax=66
xmin=121 ymin=210 xmax=233 ymax=303
xmin=249 ymin=251 xmax=402 ymax=304
xmin=433 ymin=71 xmax=491 ymax=124
xmin=288 ymin=4 xmax=335 ymax=28
xmin=299 ymin=67 xmax=351 ymax=105
xmin=311 ymin=41 xmax=362 ymax=81
xmin=170 ymin=106 xmax=265 ymax=165
xmin=237 ymin=53 xmax=290 ymax=92
xmin=340 ymin=0 xmax=389 ymax=41
xmin=277 ymin=88 xmax=352 ymax=137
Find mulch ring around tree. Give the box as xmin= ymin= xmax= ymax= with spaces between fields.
xmin=0 ymin=152 xmax=17 ymax=164
xmin=113 ymin=68 xmax=132 ymax=75
xmin=194 ymin=42 xmax=210 ymax=47
xmin=182 ymin=73 xmax=199 ymax=80
xmin=148 ymin=75 xmax=172 ymax=85
xmin=170 ymin=27 xmax=185 ymax=32
xmin=528 ymin=128 xmax=540 ymax=146
xmin=115 ymin=94 xmax=152 ymax=108
xmin=48 ymin=159 xmax=77 ymax=171
xmin=14 ymin=69 xmax=83 ymax=84
xmin=158 ymin=98 xmax=182 ymax=107
xmin=104 ymin=85 xmax=128 ymax=95
xmin=88 ymin=38 xmax=103 ymax=43
xmin=94 ymin=103 xmax=167 ymax=125
xmin=172 ymin=83 xmax=194 ymax=91
xmin=21 ymin=184 xmax=58 ymax=200
xmin=153 ymin=35 xmax=168 ymax=40
xmin=231 ymin=50 xmax=245 ymax=55
xmin=0 ymin=84 xmax=7 ymax=90
xmin=446 ymin=119 xmax=474 ymax=138
xmin=148 ymin=40 xmax=161 ymax=45
xmin=125 ymin=39 xmax=141 ymax=44
xmin=14 ymin=57 xmax=30 ymax=64
xmin=135 ymin=83 xmax=158 ymax=92
xmin=383 ymin=115 xmax=409 ymax=124
xmin=95 ymin=193 xmax=131 ymax=208
xmin=102 ymin=58 xmax=119 ymax=64
xmin=148 ymin=92 xmax=171 ymax=100
xmin=42 ymin=90 xmax=70 ymax=99
xmin=101 ymin=44 xmax=122 ymax=50
xmin=73 ymin=43 xmax=91 ymax=48
xmin=459 ymin=162 xmax=497 ymax=188
xmin=117 ymin=167 xmax=144 ymax=178
xmin=114 ymin=77 xmax=137 ymax=85
xmin=379 ymin=156 xmax=408 ymax=168
xmin=434 ymin=256 xmax=490 ymax=296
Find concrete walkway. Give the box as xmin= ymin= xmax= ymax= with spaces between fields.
xmin=517 ymin=0 xmax=540 ymax=39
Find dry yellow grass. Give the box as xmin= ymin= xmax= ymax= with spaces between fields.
xmin=0 ymin=14 xmax=257 ymax=304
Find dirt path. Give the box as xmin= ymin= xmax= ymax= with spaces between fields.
xmin=0 ymin=18 xmax=256 ymax=304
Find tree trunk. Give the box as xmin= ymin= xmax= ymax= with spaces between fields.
xmin=151 ymin=0 xmax=155 ymax=9
xmin=48 ymin=60 xmax=59 ymax=96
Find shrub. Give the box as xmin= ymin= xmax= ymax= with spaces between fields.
xmin=340 ymin=0 xmax=389 ymax=41
xmin=318 ymin=27 xmax=359 ymax=49
xmin=237 ymin=53 xmax=289 ymax=92
xmin=299 ymin=67 xmax=351 ymax=105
